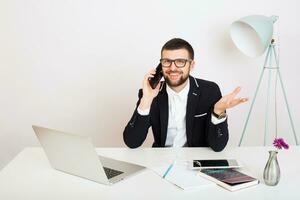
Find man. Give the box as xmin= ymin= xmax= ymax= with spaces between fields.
xmin=123 ymin=38 xmax=248 ymax=151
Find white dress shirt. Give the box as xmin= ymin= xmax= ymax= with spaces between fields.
xmin=137 ymin=79 xmax=226 ymax=147
xmin=164 ymin=80 xmax=190 ymax=147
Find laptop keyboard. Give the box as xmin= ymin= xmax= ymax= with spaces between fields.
xmin=103 ymin=167 xmax=124 ymax=179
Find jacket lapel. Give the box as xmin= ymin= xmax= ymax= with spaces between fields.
xmin=186 ymin=76 xmax=200 ymax=146
xmin=158 ymin=82 xmax=168 ymax=146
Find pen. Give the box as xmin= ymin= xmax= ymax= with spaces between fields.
xmin=162 ymin=163 xmax=174 ymax=179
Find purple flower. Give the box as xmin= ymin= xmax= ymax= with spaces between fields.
xmin=273 ymin=138 xmax=289 ymax=150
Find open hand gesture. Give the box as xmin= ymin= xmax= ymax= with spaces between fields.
xmin=214 ymin=87 xmax=248 ymax=114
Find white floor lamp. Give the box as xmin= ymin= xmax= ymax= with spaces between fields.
xmin=230 ymin=15 xmax=298 ymax=146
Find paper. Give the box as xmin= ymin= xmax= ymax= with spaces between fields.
xmin=150 ymin=162 xmax=215 ymax=190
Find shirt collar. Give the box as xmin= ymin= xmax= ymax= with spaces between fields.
xmin=166 ymin=79 xmax=190 ymax=100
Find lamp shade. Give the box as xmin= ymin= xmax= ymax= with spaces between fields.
xmin=230 ymin=15 xmax=278 ymax=57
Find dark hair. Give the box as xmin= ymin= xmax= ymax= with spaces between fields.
xmin=161 ymin=38 xmax=194 ymax=60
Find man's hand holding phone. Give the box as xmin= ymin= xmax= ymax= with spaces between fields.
xmin=139 ymin=68 xmax=162 ymax=110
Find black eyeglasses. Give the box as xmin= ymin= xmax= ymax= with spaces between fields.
xmin=160 ymin=58 xmax=192 ymax=68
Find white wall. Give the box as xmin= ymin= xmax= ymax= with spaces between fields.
xmin=1 ymin=0 xmax=299 ymax=169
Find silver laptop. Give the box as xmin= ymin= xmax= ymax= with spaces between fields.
xmin=32 ymin=125 xmax=145 ymax=185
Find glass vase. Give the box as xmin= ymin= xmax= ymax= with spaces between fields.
xmin=263 ymin=150 xmax=280 ymax=186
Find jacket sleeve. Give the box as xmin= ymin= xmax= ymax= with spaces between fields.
xmin=206 ymin=84 xmax=229 ymax=152
xmin=123 ymin=89 xmax=151 ymax=148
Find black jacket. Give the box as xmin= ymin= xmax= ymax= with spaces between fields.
xmin=123 ymin=76 xmax=228 ymax=151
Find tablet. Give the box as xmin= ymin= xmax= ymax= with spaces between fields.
xmin=190 ymin=159 xmax=242 ymax=169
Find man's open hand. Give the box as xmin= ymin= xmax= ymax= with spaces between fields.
xmin=214 ymin=87 xmax=248 ymax=114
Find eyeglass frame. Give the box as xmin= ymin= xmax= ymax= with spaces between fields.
xmin=159 ymin=58 xmax=193 ymax=68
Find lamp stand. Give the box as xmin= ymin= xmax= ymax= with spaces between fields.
xmin=238 ymin=40 xmax=298 ymax=146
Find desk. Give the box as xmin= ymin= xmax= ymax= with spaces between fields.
xmin=0 ymin=147 xmax=299 ymax=199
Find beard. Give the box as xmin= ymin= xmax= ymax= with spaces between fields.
xmin=163 ymin=69 xmax=189 ymax=87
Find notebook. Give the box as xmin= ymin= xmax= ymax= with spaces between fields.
xmin=150 ymin=162 xmax=214 ymax=190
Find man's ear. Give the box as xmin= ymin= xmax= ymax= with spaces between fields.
xmin=190 ymin=60 xmax=195 ymax=70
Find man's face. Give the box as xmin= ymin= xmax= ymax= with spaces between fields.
xmin=161 ymin=49 xmax=194 ymax=87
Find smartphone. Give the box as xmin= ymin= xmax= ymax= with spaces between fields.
xmin=190 ymin=159 xmax=241 ymax=169
xmin=149 ymin=63 xmax=163 ymax=89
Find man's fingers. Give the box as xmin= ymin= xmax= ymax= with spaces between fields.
xmin=150 ymin=69 xmax=156 ymax=75
xmin=230 ymin=86 xmax=241 ymax=97
xmin=148 ymin=74 xmax=154 ymax=78
xmin=225 ymin=86 xmax=242 ymax=102
xmin=145 ymin=74 xmax=154 ymax=83
xmin=146 ymin=69 xmax=158 ymax=79
xmin=229 ymin=97 xmax=248 ymax=107
xmin=145 ymin=69 xmax=156 ymax=78
xmin=240 ymin=97 xmax=249 ymax=102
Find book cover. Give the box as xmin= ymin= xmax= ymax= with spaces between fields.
xmin=198 ymin=168 xmax=259 ymax=191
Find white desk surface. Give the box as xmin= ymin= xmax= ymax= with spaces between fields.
xmin=0 ymin=146 xmax=299 ymax=199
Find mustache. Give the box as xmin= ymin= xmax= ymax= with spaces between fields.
xmin=165 ymin=69 xmax=183 ymax=74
